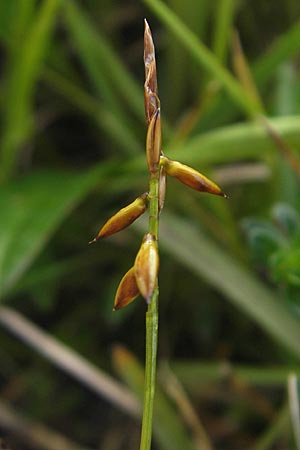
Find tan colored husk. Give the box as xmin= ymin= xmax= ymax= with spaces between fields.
xmin=134 ymin=233 xmax=159 ymax=303
xmin=144 ymin=19 xmax=160 ymax=124
xmin=90 ymin=193 xmax=149 ymax=243
xmin=146 ymin=108 xmax=161 ymax=176
xmin=113 ymin=267 xmax=140 ymax=310
xmin=160 ymin=156 xmax=227 ymax=198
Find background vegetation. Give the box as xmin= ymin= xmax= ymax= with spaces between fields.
xmin=1 ymin=0 xmax=300 ymax=449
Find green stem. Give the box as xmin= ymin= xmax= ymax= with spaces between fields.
xmin=139 ymin=175 xmax=160 ymax=450
xmin=253 ymin=403 xmax=290 ymax=450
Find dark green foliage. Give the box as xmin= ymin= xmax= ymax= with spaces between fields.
xmin=243 ymin=203 xmax=300 ymax=306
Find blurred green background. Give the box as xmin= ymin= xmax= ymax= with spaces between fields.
xmin=1 ymin=0 xmax=300 ymax=449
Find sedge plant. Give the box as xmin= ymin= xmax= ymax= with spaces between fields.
xmin=90 ymin=20 xmax=227 ymax=450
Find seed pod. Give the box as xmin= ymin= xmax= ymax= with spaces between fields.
xmin=146 ymin=108 xmax=161 ymax=176
xmin=160 ymin=156 xmax=227 ymax=198
xmin=90 ymin=193 xmax=149 ymax=243
xmin=134 ymin=233 xmax=159 ymax=303
xmin=113 ymin=267 xmax=140 ymax=311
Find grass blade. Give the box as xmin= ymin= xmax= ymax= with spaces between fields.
xmin=144 ymin=0 xmax=260 ymax=118
xmin=0 ymin=0 xmax=35 ymax=45
xmin=63 ymin=0 xmax=144 ymax=121
xmin=0 ymin=164 xmax=114 ymax=299
xmin=232 ymin=31 xmax=264 ymax=113
xmin=0 ymin=0 xmax=60 ymax=182
xmin=43 ymin=68 xmax=142 ymax=154
xmin=253 ymin=21 xmax=300 ymax=86
xmin=288 ymin=374 xmax=300 ymax=450
xmin=212 ymin=0 xmax=236 ymax=63
xmin=169 ymin=115 xmax=300 ymax=166
xmin=170 ymin=362 xmax=300 ymax=388
xmin=112 ymin=346 xmax=195 ymax=450
xmin=252 ymin=404 xmax=290 ymax=450
xmin=164 ymin=0 xmax=210 ymax=117
xmin=158 ymin=212 xmax=300 ymax=359
xmin=194 ymin=21 xmax=300 ymax=133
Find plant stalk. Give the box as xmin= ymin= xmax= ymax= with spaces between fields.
xmin=139 ymin=174 xmax=160 ymax=450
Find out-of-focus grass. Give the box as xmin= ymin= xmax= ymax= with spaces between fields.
xmin=1 ymin=0 xmax=300 ymax=449
xmin=0 ymin=0 xmax=60 ymax=182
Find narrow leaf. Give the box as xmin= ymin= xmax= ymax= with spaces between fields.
xmin=0 ymin=0 xmax=60 ymax=182
xmin=112 ymin=345 xmax=195 ymax=450
xmin=0 ymin=165 xmax=111 ymax=299
xmin=144 ymin=0 xmax=260 ymax=117
xmin=157 ymin=212 xmax=300 ymax=359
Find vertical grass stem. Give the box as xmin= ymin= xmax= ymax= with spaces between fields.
xmin=139 ymin=175 xmax=160 ymax=450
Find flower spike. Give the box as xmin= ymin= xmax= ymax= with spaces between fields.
xmin=90 ymin=21 xmax=229 ymax=450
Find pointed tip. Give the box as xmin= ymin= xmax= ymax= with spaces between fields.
xmin=144 ymin=18 xmax=153 ymax=43
xmin=112 ymin=307 xmax=116 ymax=312
xmin=144 ymin=18 xmax=150 ymax=34
xmin=88 ymin=237 xmax=97 ymax=245
xmin=215 ymin=190 xmax=229 ymax=199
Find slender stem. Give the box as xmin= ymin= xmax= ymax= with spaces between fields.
xmin=140 ymin=287 xmax=159 ymax=450
xmin=148 ymin=175 xmax=160 ymax=236
xmin=139 ymin=174 xmax=160 ymax=450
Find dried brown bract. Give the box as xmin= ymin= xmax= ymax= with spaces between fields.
xmin=146 ymin=108 xmax=161 ymax=176
xmin=144 ymin=19 xmax=160 ymax=125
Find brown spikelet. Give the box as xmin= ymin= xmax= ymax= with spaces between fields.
xmin=160 ymin=156 xmax=227 ymax=198
xmin=134 ymin=233 xmax=159 ymax=303
xmin=89 ymin=193 xmax=149 ymax=243
xmin=144 ymin=19 xmax=160 ymax=125
xmin=146 ymin=108 xmax=161 ymax=176
xmin=113 ymin=267 xmax=140 ymax=311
